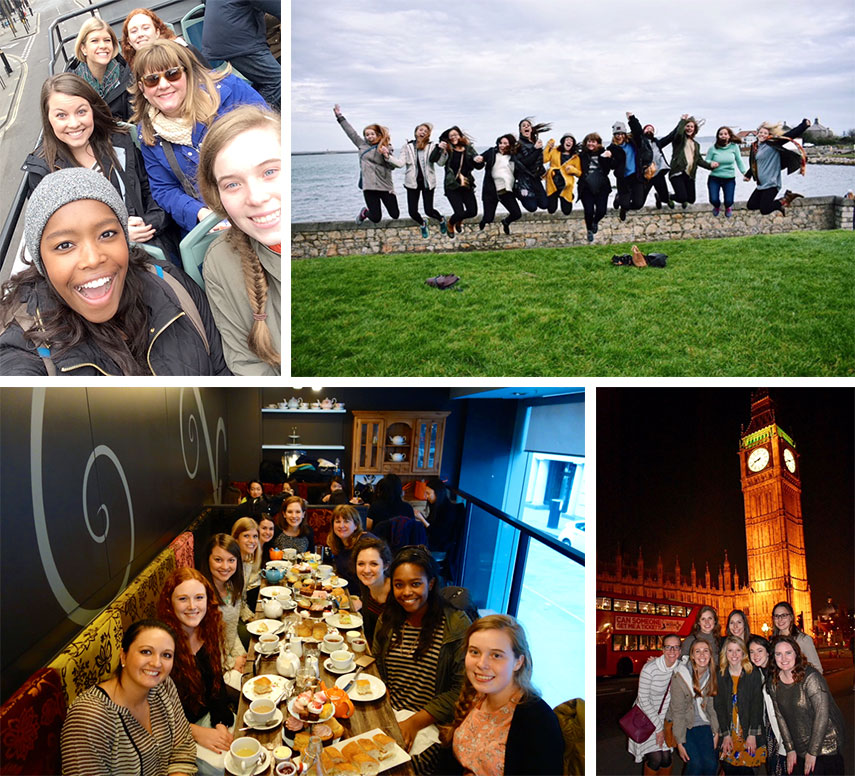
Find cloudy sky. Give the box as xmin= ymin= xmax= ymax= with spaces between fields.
xmin=291 ymin=0 xmax=855 ymax=153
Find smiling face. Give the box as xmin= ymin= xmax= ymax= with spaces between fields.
xmin=415 ymin=124 xmax=430 ymax=140
xmin=728 ymin=613 xmax=745 ymax=639
xmin=333 ymin=513 xmax=356 ymax=541
xmin=40 ymin=200 xmax=128 ymax=324
xmin=717 ymin=128 xmax=732 ymax=144
xmin=690 ymin=641 xmax=711 ymax=669
xmin=612 ymin=132 xmax=626 ymax=145
xmin=208 ymin=545 xmax=237 ymax=585
xmin=47 ymin=92 xmax=94 ymax=151
xmin=126 ymin=13 xmax=160 ymax=50
xmin=749 ymin=642 xmax=769 ymax=669
xmin=285 ymin=501 xmax=304 ymax=529
xmin=662 ymin=636 xmax=681 ymax=666
xmin=586 ymin=138 xmax=599 ymax=151
xmin=465 ymin=628 xmax=524 ymax=699
xmin=248 ymin=482 xmax=263 ymax=499
xmin=774 ymin=642 xmax=797 ymax=674
xmin=685 ymin=121 xmax=697 ymax=137
xmin=757 ymin=127 xmax=771 ymax=142
xmin=120 ymin=628 xmax=174 ymax=692
xmin=237 ymin=528 xmax=258 ymax=557
xmin=81 ymin=29 xmax=114 ymax=67
xmin=213 ymin=125 xmax=281 ymax=245
xmin=356 ymin=547 xmax=386 ymax=588
xmin=141 ymin=65 xmax=187 ymax=118
xmin=171 ymin=579 xmax=206 ymax=633
xmin=519 ymin=120 xmax=532 ymax=139
xmin=447 ymin=129 xmax=461 ymax=146
xmin=699 ymin=610 xmax=716 ymax=634
xmin=726 ymin=642 xmax=744 ymax=670
xmin=773 ymin=606 xmax=793 ymax=634
xmin=363 ymin=127 xmax=378 ymax=144
xmin=562 ymin=136 xmax=575 ymax=152
xmin=258 ymin=517 xmax=275 ymax=543
xmin=497 ymin=137 xmax=510 ymax=155
xmin=393 ymin=562 xmax=432 ymax=616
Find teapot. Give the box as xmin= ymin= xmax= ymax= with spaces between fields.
xmin=276 ymin=645 xmax=300 ymax=678
xmin=390 ymin=452 xmax=406 ymax=462
xmin=389 ymin=435 xmax=406 ymax=445
xmin=262 ymin=597 xmax=283 ymax=619
xmin=261 ymin=566 xmax=284 ymax=585
xmin=320 ymin=397 xmax=336 ymax=410
xmin=287 ymin=397 xmax=303 ymax=409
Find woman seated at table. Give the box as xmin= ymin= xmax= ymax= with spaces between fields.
xmin=258 ymin=513 xmax=282 ymax=563
xmin=157 ymin=569 xmax=233 ymax=776
xmin=130 ymin=39 xmax=266 ymax=235
xmin=274 ymin=496 xmax=314 ymax=554
xmin=374 ymin=546 xmax=471 ymax=773
xmin=352 ymin=534 xmax=392 ymax=642
xmin=439 ymin=614 xmax=564 ymax=776
xmin=365 ymin=473 xmax=414 ymax=530
xmin=231 ymin=517 xmax=261 ymax=621
xmin=61 ymin=618 xmax=196 ymax=776
xmin=327 ymin=504 xmax=369 ymax=587
xmin=234 ymin=479 xmax=269 ymax=520
xmin=66 ymin=17 xmax=132 ymax=120
xmin=767 ymin=636 xmax=846 ymax=776
xmin=199 ymin=534 xmax=246 ymax=674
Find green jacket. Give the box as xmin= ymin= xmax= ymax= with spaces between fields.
xmin=660 ymin=119 xmax=713 ymax=179
xmin=373 ymin=604 xmax=470 ymax=724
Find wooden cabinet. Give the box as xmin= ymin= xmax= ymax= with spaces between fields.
xmin=350 ymin=411 xmax=449 ymax=480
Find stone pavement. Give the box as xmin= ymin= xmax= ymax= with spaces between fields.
xmin=0 ymin=16 xmax=33 ymax=135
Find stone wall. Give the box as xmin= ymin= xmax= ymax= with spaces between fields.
xmin=292 ymin=196 xmax=854 ymax=259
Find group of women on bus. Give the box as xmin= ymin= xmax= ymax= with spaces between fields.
xmin=0 ymin=9 xmax=281 ymax=376
xmin=59 ymin=503 xmax=566 ymax=775
xmin=628 ymin=602 xmax=845 ymax=776
xmin=332 ymin=105 xmax=810 ymax=243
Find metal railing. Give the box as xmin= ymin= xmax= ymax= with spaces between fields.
xmin=449 ymin=486 xmax=583 ymax=617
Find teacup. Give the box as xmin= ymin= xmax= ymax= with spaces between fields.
xmin=317 ymin=564 xmax=333 ymax=579
xmin=351 ymin=637 xmax=367 ymax=653
xmin=283 ymin=548 xmax=297 ymax=560
xmin=330 ymin=649 xmax=354 ymax=670
xmin=230 ymin=736 xmax=263 ymax=774
xmin=258 ymin=634 xmax=280 ymax=653
xmin=273 ymin=746 xmax=292 ymax=766
xmin=323 ymin=632 xmax=344 ymax=652
xmin=276 ymin=762 xmax=298 ymax=776
xmin=334 ymin=403 xmax=344 ymax=410
xmin=249 ymin=698 xmax=276 ymax=725
xmin=345 ymin=630 xmax=361 ymax=644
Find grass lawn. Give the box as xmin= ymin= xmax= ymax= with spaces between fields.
xmin=291 ymin=230 xmax=855 ymax=376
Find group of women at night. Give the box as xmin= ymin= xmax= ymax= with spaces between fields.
xmin=628 ymin=603 xmax=846 ymax=776
xmin=333 ymin=106 xmax=810 ymax=243
xmin=59 ymin=475 xmax=566 ymax=776
xmin=0 ymin=9 xmax=281 ymax=376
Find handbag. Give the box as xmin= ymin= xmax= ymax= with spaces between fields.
xmin=619 ymin=675 xmax=672 ymax=743
xmin=643 ymin=161 xmax=658 ymax=180
xmin=455 ymin=150 xmax=470 ymax=188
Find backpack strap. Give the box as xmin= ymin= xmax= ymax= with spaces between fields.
xmin=0 ymin=302 xmax=57 ymax=375
xmin=160 ymin=140 xmax=198 ymax=198
xmin=146 ymin=264 xmax=210 ymax=354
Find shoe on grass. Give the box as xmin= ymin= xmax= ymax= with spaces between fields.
xmin=356 ymin=207 xmax=369 ymax=224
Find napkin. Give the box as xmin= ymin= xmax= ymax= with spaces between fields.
xmin=394 ymin=708 xmax=440 ymax=757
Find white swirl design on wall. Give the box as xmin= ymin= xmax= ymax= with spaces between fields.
xmin=30 ymin=390 xmax=135 ymax=626
xmin=179 ymin=387 xmax=227 ymax=500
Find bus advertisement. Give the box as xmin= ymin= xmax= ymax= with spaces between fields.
xmin=596 ymin=593 xmax=696 ymax=676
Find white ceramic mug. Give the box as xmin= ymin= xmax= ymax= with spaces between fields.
xmin=230 ymin=736 xmax=263 ymax=774
xmin=258 ymin=633 xmax=280 ymax=653
xmin=351 ymin=637 xmax=367 ymax=653
xmin=283 ymin=548 xmax=297 ymax=560
xmin=345 ymin=630 xmax=361 ymax=644
xmin=317 ymin=564 xmax=333 ymax=579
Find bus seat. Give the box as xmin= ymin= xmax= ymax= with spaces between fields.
xmin=180 ymin=4 xmax=206 ymax=51
xmin=135 ymin=242 xmax=167 ymax=263
xmin=178 ymin=211 xmax=227 ymax=290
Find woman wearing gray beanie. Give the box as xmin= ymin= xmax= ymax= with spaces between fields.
xmin=0 ymin=167 xmax=229 ymax=375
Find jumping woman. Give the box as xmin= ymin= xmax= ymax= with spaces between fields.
xmin=396 ymin=122 xmax=447 ymax=238
xmin=478 ymin=133 xmax=522 ymax=234
xmin=542 ymin=133 xmax=581 ymax=216
xmin=745 ymin=120 xmax=809 ymax=216
xmin=514 ymin=117 xmax=550 ymax=211
xmin=333 ymin=103 xmax=402 ymax=224
xmin=430 ymin=126 xmax=484 ymax=236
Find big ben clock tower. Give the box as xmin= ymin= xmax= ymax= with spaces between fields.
xmin=739 ymin=389 xmax=812 ymax=635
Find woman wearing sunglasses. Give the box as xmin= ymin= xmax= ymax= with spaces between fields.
xmin=131 ymin=40 xmax=267 ymax=235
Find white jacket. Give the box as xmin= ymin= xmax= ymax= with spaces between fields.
xmin=395 ymin=139 xmax=439 ymax=189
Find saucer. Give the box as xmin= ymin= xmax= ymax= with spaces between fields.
xmin=225 ymin=746 xmax=270 ymax=775
xmin=323 ymin=657 xmax=356 ymax=675
xmin=242 ymin=706 xmax=284 ymax=731
xmin=320 ymin=642 xmax=346 ymax=655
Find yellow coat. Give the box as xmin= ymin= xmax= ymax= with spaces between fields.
xmin=542 ymin=144 xmax=582 ymax=202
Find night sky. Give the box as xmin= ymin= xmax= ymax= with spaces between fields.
xmin=596 ymin=388 xmax=854 ymax=612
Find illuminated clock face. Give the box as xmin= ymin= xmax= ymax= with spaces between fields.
xmin=747 ymin=447 xmax=770 ymax=472
xmin=783 ymin=448 xmax=796 ymax=473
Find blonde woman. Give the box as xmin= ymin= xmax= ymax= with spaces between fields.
xmin=197 ymin=105 xmax=280 ymax=375
xmin=230 ymin=517 xmax=261 ymax=621
xmin=131 ymin=40 xmax=266 ymax=234
xmin=745 ymin=120 xmax=809 ymax=216
xmin=713 ymin=636 xmax=766 ymax=775
xmin=442 ymin=614 xmax=563 ymax=775
xmin=67 ymin=17 xmax=132 ymax=119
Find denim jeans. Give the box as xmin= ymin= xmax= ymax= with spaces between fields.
xmin=683 ymin=724 xmax=718 ymax=775
xmin=708 ymin=176 xmax=736 ymax=209
xmin=228 ymin=48 xmax=280 ymax=110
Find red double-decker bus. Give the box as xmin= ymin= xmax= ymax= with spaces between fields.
xmin=597 ymin=593 xmax=696 ymax=676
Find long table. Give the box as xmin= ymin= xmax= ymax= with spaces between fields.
xmin=230 ymin=596 xmax=415 ymax=775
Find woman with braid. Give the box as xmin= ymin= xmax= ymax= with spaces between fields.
xmin=440 ymin=614 xmax=563 ymax=775
xmin=198 ymin=105 xmax=281 ymax=375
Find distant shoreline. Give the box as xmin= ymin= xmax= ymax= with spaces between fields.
xmin=292 ymin=150 xmax=358 ymax=156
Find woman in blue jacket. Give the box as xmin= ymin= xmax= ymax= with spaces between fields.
xmin=131 ymin=40 xmax=266 ymax=235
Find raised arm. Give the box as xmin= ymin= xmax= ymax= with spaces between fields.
xmin=333 ymin=104 xmax=365 ymax=150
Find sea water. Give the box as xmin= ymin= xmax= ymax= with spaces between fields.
xmin=291 ymin=151 xmax=855 ymax=224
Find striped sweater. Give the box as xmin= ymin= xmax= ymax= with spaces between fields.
xmin=61 ymin=677 xmax=197 ymax=775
